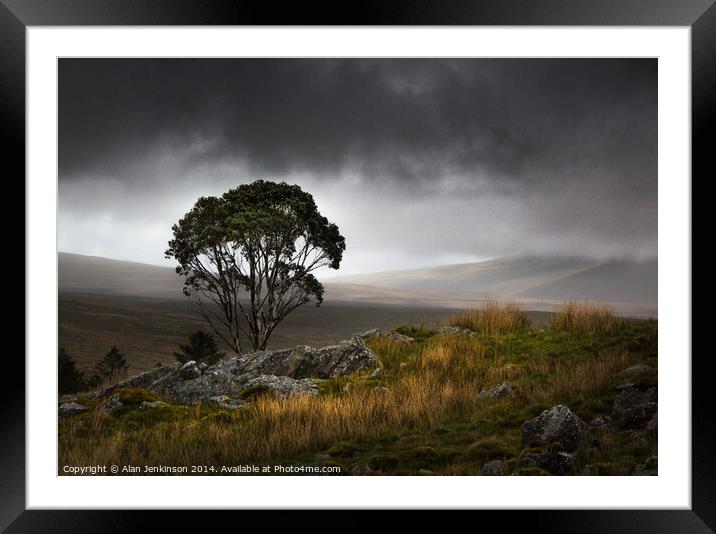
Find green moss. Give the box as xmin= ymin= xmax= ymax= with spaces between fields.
xmin=238 ymin=385 xmax=276 ymax=401
xmin=402 ymin=446 xmax=441 ymax=464
xmin=115 ymin=387 xmax=158 ymax=405
xmin=325 ymin=441 xmax=361 ymax=457
xmin=464 ymin=436 xmax=517 ymax=462
xmin=118 ymin=404 xmax=191 ymax=428
xmin=393 ymin=324 xmax=434 ymax=342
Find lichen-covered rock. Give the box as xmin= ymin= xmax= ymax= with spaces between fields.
xmin=357 ymin=329 xmax=415 ymax=344
xmin=515 ymin=451 xmax=575 ymax=475
xmin=436 ymin=326 xmax=473 ymax=335
xmin=101 ymin=394 xmax=123 ymax=416
xmin=170 ymin=371 xmax=248 ymax=405
xmin=633 ymin=456 xmax=658 ymax=476
xmin=521 ymin=405 xmax=586 ymax=452
xmin=207 ymin=395 xmax=247 ymax=410
xmin=478 ymin=382 xmax=515 ymax=399
xmin=92 ymin=364 xmax=178 ymax=399
xmin=58 ymin=402 xmax=88 ymax=417
xmin=241 ymin=374 xmax=318 ymax=398
xmin=93 ymin=335 xmax=379 ymax=406
xmin=481 ymin=460 xmax=504 ymax=475
xmin=612 ymin=384 xmax=657 ymax=429
xmin=620 ymin=364 xmax=655 ymax=377
xmin=139 ymin=400 xmax=170 ymax=410
xmin=223 ymin=337 xmax=379 ymax=379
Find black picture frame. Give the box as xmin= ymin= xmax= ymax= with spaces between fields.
xmin=3 ymin=0 xmax=711 ymax=529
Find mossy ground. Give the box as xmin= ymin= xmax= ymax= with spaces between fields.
xmin=59 ymin=311 xmax=657 ymax=476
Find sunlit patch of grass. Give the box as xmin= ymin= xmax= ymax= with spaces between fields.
xmin=59 ymin=314 xmax=658 ymax=475
xmin=445 ymin=299 xmax=530 ymax=335
xmin=551 ymin=301 xmax=618 ymax=335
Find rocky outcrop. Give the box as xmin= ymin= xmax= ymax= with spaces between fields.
xmin=241 ymin=375 xmax=318 ymax=398
xmin=89 ymin=335 xmax=378 ymax=406
xmin=620 ymin=364 xmax=655 ymax=377
xmin=211 ymin=337 xmax=379 ymax=380
xmin=478 ymin=382 xmax=515 ymax=399
xmin=58 ymin=402 xmax=88 ymax=417
xmin=521 ymin=405 xmax=585 ymax=452
xmin=92 ymin=364 xmax=177 ymax=399
xmin=170 ymin=371 xmax=248 ymax=405
xmin=101 ymin=393 xmax=123 ymax=416
xmin=612 ymin=384 xmax=657 ymax=429
xmin=357 ymin=329 xmax=415 ymax=344
xmin=436 ymin=326 xmax=474 ymax=336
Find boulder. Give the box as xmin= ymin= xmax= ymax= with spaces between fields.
xmin=436 ymin=326 xmax=471 ymax=335
xmin=620 ymin=364 xmax=655 ymax=377
xmin=357 ymin=329 xmax=415 ymax=344
xmin=92 ymin=335 xmax=379 ymax=406
xmin=521 ymin=405 xmax=585 ymax=452
xmin=515 ymin=451 xmax=575 ymax=475
xmin=148 ymin=361 xmax=203 ymax=397
xmin=92 ymin=364 xmax=178 ymax=399
xmin=223 ymin=337 xmax=379 ymax=379
xmin=58 ymin=402 xmax=88 ymax=418
xmin=481 ymin=460 xmax=504 ymax=475
xmin=101 ymin=393 xmax=123 ymax=416
xmin=139 ymin=400 xmax=170 ymax=410
xmin=207 ymin=395 xmax=247 ymax=410
xmin=241 ymin=375 xmax=318 ymax=398
xmin=478 ymin=382 xmax=515 ymax=399
xmin=170 ymin=371 xmax=248 ymax=405
xmin=612 ymin=385 xmax=657 ymax=429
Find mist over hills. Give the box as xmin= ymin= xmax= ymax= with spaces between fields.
xmin=59 ymin=252 xmax=656 ymax=313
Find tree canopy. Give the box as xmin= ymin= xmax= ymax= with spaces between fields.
xmin=166 ymin=180 xmax=345 ymax=352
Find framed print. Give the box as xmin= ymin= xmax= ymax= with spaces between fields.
xmin=4 ymin=0 xmax=712 ymax=529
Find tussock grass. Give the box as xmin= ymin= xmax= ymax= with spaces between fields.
xmin=551 ymin=301 xmax=618 ymax=334
xmin=446 ymin=299 xmax=530 ymax=335
xmin=58 ymin=314 xmax=655 ymax=473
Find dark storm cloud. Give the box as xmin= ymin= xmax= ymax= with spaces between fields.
xmin=58 ymin=58 xmax=657 ymax=269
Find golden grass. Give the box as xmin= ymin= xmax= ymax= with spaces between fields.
xmin=58 ymin=327 xmax=639 ymax=471
xmin=551 ymin=301 xmax=618 ymax=334
xmin=446 ymin=299 xmax=530 ymax=335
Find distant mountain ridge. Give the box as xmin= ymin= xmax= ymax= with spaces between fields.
xmin=325 ymin=255 xmax=657 ymax=305
xmin=58 ymin=252 xmax=657 ymax=313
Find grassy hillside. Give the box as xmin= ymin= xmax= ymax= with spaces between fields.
xmin=59 ymin=303 xmax=657 ymax=476
xmin=60 ymin=291 xmax=489 ymax=372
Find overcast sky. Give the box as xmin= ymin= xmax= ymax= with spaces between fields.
xmin=58 ymin=58 xmax=657 ymax=276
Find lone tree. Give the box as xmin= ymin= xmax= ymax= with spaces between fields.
xmin=173 ymin=331 xmax=226 ymax=366
xmin=166 ymin=180 xmax=345 ymax=352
